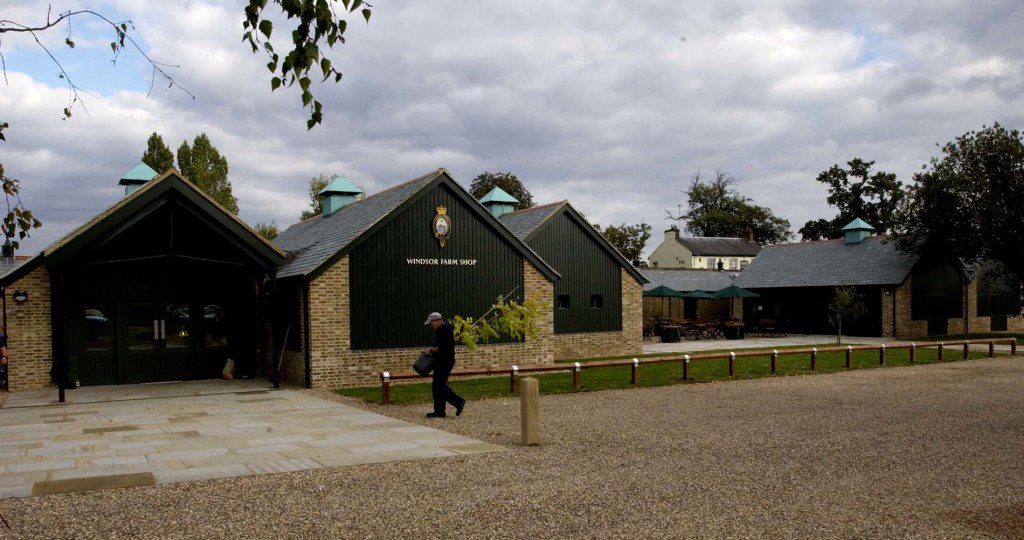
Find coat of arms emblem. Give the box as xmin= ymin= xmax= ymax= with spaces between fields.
xmin=432 ymin=206 xmax=452 ymax=247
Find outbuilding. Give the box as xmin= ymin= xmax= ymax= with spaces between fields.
xmin=734 ymin=219 xmax=1024 ymax=337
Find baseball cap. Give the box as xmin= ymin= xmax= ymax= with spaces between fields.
xmin=424 ymin=312 xmax=443 ymax=325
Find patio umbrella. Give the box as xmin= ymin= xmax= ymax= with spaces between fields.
xmin=683 ymin=289 xmax=718 ymax=299
xmin=713 ymin=285 xmax=759 ymax=319
xmin=644 ymin=285 xmax=685 ymax=318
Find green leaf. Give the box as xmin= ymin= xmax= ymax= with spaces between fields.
xmin=110 ymin=42 xmax=117 ymax=52
xmin=65 ymin=38 xmax=75 ymax=48
xmin=320 ymin=58 xmax=331 ymax=76
xmin=259 ymin=19 xmax=273 ymax=38
xmin=271 ymin=77 xmax=281 ymax=90
xmin=299 ymin=76 xmax=311 ymax=91
xmin=362 ymin=8 xmax=371 ymax=23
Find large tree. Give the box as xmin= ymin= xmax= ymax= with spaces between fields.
xmin=177 ymin=134 xmax=238 ymax=213
xmin=469 ymin=172 xmax=534 ymax=210
xmin=667 ymin=170 xmax=790 ymax=244
xmin=799 ymin=158 xmax=905 ymax=241
xmin=300 ymin=173 xmax=336 ymax=220
xmin=893 ymin=123 xmax=1024 ymax=290
xmin=0 ymin=2 xmax=375 ymax=247
xmin=254 ymin=221 xmax=279 ymax=241
xmin=599 ymin=223 xmax=652 ymax=267
xmin=141 ymin=132 xmax=175 ymax=174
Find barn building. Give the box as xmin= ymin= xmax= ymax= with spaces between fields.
xmin=0 ymin=166 xmax=646 ymax=392
xmin=734 ymin=219 xmax=1024 ymax=337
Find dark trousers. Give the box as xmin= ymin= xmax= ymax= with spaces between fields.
xmin=431 ymin=360 xmax=463 ymax=415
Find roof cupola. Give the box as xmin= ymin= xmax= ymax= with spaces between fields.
xmin=479 ymin=187 xmax=519 ymax=218
xmin=118 ymin=163 xmax=159 ymax=196
xmin=319 ymin=175 xmax=363 ymax=216
xmin=842 ymin=218 xmax=876 ymax=244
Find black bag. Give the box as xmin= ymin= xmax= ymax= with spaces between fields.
xmin=413 ymin=353 xmax=434 ymax=376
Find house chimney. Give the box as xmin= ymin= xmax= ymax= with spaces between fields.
xmin=665 ymin=226 xmax=680 ymax=241
xmin=319 ymin=174 xmax=363 ymax=217
xmin=118 ymin=162 xmax=159 ymax=196
xmin=744 ymin=226 xmax=754 ymax=242
xmin=842 ymin=218 xmax=876 ymax=244
xmin=479 ymin=186 xmax=519 ymax=218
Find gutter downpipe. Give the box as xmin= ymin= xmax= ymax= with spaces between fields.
xmin=302 ymin=280 xmax=312 ymax=389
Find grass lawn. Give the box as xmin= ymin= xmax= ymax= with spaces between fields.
xmin=336 ymin=345 xmax=1003 ymax=405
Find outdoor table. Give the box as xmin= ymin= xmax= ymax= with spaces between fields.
xmin=661 ymin=325 xmax=682 ymax=343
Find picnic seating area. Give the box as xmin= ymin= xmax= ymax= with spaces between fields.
xmin=642 ymin=282 xmax=784 ymax=342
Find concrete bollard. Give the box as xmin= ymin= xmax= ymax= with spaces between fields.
xmin=683 ymin=354 xmax=690 ymax=382
xmin=879 ymin=344 xmax=886 ymax=366
xmin=846 ymin=345 xmax=853 ymax=369
xmin=963 ymin=342 xmax=970 ymax=360
xmin=631 ymin=358 xmax=639 ymax=386
xmin=909 ymin=343 xmax=915 ymax=363
xmin=520 ymin=377 xmax=540 ymax=446
xmin=510 ymin=365 xmax=519 ymax=394
xmin=810 ymin=348 xmax=817 ymax=371
xmin=728 ymin=352 xmax=736 ymax=377
xmin=771 ymin=350 xmax=778 ymax=374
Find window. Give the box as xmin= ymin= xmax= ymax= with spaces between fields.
xmin=556 ymin=295 xmax=571 ymax=310
xmin=84 ymin=306 xmax=113 ymax=351
xmin=706 ymin=257 xmax=716 ymax=269
xmin=590 ymin=294 xmax=604 ymax=309
xmin=740 ymin=260 xmax=749 ymax=270
xmin=729 ymin=258 xmax=738 ymax=270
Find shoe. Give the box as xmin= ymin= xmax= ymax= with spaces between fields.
xmin=455 ymin=399 xmax=466 ymax=417
xmin=426 ymin=412 xmax=446 ymax=418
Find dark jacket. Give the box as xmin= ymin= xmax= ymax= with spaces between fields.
xmin=434 ymin=322 xmax=455 ymax=367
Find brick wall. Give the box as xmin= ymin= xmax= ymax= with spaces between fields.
xmin=300 ymin=256 xmax=556 ymax=389
xmin=553 ymin=268 xmax=643 ymax=360
xmin=965 ymin=280 xmax=991 ymax=333
xmin=5 ymin=266 xmax=54 ymax=391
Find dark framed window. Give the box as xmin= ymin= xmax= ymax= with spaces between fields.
xmin=556 ymin=294 xmax=571 ymax=310
xmin=590 ymin=294 xmax=604 ymax=309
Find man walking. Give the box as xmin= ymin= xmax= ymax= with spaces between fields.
xmin=424 ymin=312 xmax=466 ymax=418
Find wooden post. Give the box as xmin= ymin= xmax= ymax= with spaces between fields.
xmin=631 ymin=358 xmax=639 ymax=386
xmin=909 ymin=343 xmax=915 ymax=363
xmin=937 ymin=342 xmax=944 ymax=362
xmin=962 ymin=342 xmax=970 ymax=360
xmin=810 ymin=348 xmax=817 ymax=371
xmin=728 ymin=352 xmax=736 ymax=377
xmin=845 ymin=346 xmax=853 ymax=369
xmin=683 ymin=354 xmax=690 ymax=382
xmin=1012 ymin=338 xmax=1017 ymax=356
xmin=989 ymin=340 xmax=995 ymax=358
xmin=879 ymin=344 xmax=885 ymax=366
xmin=771 ymin=350 xmax=778 ymax=374
xmin=510 ymin=365 xmax=519 ymax=394
xmin=520 ymin=377 xmax=540 ymax=446
xmin=381 ymin=372 xmax=391 ymax=405
xmin=572 ymin=362 xmax=581 ymax=390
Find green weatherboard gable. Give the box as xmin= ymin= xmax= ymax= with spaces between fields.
xmin=348 ymin=181 xmax=525 ymax=349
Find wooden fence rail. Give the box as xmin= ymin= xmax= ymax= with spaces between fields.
xmin=378 ymin=338 xmax=1018 ymax=404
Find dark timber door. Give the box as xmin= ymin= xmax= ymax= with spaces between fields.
xmin=991 ymin=295 xmax=1009 ymax=331
xmin=79 ymin=304 xmax=117 ymax=386
xmin=119 ymin=301 xmax=197 ymax=383
xmin=926 ymin=294 xmax=948 ymax=336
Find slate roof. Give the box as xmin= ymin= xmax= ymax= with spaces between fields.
xmin=274 ymin=170 xmax=441 ymax=279
xmin=734 ymin=236 xmax=919 ymax=289
xmin=498 ymin=201 xmax=565 ymax=240
xmin=639 ymin=268 xmax=737 ymax=293
xmin=675 ymin=236 xmax=761 ymax=256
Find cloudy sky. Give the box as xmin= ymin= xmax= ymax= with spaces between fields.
xmin=1 ymin=0 xmax=1022 ymax=257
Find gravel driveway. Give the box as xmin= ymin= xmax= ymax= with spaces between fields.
xmin=2 ymin=357 xmax=1023 ymax=538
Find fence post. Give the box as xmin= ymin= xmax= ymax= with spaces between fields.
xmin=520 ymin=377 xmax=540 ymax=446
xmin=1012 ymin=338 xmax=1018 ymax=356
xmin=572 ymin=362 xmax=581 ymax=390
xmin=510 ymin=365 xmax=519 ymax=394
xmin=728 ymin=352 xmax=736 ymax=377
xmin=631 ymin=358 xmax=639 ymax=386
xmin=683 ymin=354 xmax=690 ymax=382
xmin=989 ymin=340 xmax=995 ymax=358
xmin=771 ymin=349 xmax=778 ymax=374
xmin=938 ymin=342 xmax=944 ymax=362
xmin=962 ymin=342 xmax=970 ymax=360
xmin=381 ymin=371 xmax=391 ymax=405
xmin=879 ymin=344 xmax=886 ymax=366
xmin=810 ymin=347 xmax=817 ymax=371
xmin=909 ymin=343 xmax=915 ymax=363
xmin=846 ymin=345 xmax=853 ymax=369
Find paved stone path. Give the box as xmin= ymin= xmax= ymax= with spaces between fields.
xmin=0 ymin=388 xmax=500 ymax=499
